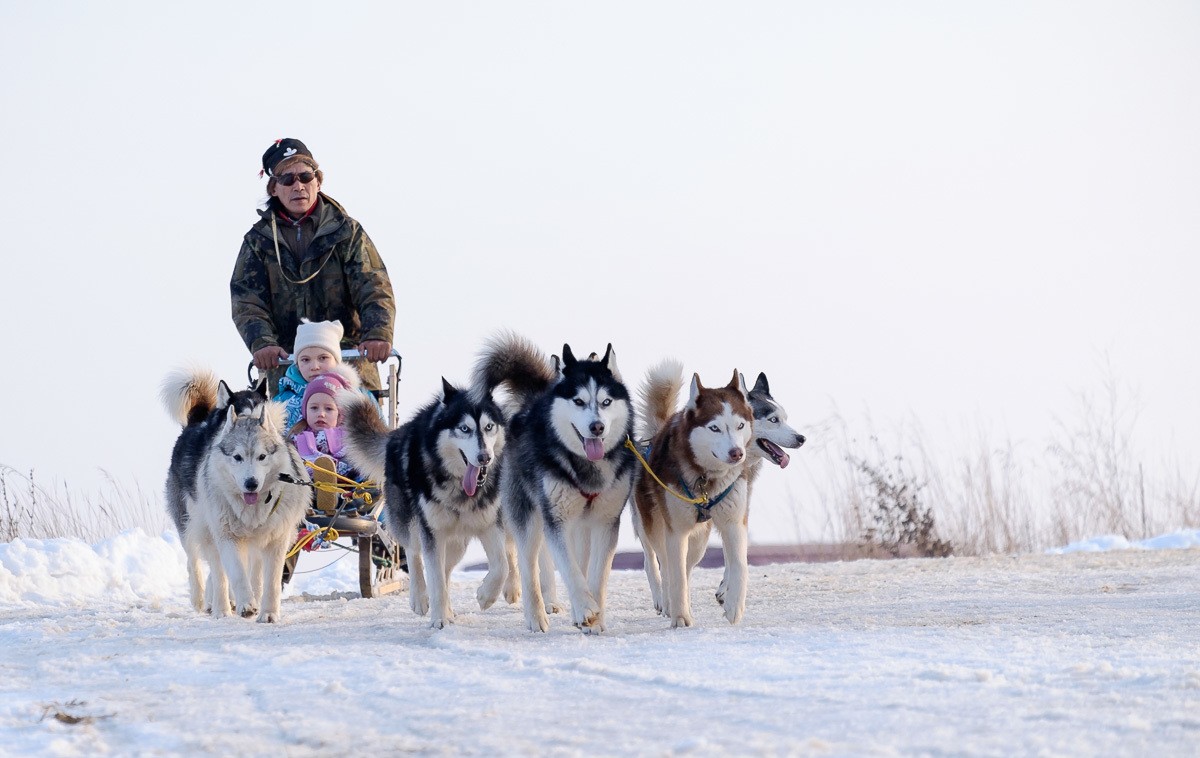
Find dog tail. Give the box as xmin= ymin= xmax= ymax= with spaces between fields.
xmin=637 ymin=359 xmax=685 ymax=440
xmin=160 ymin=367 xmax=220 ymax=427
xmin=337 ymin=389 xmax=391 ymax=485
xmin=472 ymin=330 xmax=556 ymax=406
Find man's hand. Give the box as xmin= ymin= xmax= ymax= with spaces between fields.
xmin=253 ymin=345 xmax=289 ymax=371
xmin=358 ymin=340 xmax=392 ymax=363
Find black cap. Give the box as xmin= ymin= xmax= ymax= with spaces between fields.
xmin=261 ymin=138 xmax=314 ymax=176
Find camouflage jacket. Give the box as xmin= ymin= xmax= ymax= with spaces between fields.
xmin=230 ymin=193 xmax=396 ymax=358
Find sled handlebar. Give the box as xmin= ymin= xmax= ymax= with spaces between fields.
xmin=277 ymin=347 xmax=402 ymax=367
xmin=246 ymin=348 xmax=403 ymax=387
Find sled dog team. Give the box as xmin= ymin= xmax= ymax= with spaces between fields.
xmin=161 ymin=332 xmax=805 ymax=632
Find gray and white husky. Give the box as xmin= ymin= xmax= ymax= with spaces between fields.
xmin=474 ymin=332 xmax=637 ymax=634
xmin=160 ymin=368 xmax=310 ymax=623
xmin=339 ymin=379 xmax=518 ymax=629
xmin=632 ymin=361 xmax=754 ymax=627
xmin=742 ymin=371 xmax=807 ymax=489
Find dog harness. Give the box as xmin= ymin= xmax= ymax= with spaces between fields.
xmin=625 ymin=438 xmax=737 ymax=522
xmin=676 ymin=477 xmax=738 ymax=523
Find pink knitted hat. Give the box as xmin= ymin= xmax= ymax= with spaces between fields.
xmin=301 ymin=371 xmax=351 ymax=410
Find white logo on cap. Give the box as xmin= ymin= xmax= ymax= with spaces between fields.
xmin=283 ymin=147 xmax=297 ymax=157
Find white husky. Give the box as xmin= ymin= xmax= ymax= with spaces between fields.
xmin=161 ymin=368 xmax=310 ymax=622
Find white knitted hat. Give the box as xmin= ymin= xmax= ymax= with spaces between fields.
xmin=292 ymin=319 xmax=344 ymax=359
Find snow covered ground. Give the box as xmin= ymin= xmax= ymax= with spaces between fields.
xmin=1 ymin=531 xmax=1198 ymax=756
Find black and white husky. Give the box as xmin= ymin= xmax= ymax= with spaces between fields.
xmin=160 ymin=369 xmax=310 ymax=623
xmin=339 ymin=379 xmax=517 ymax=629
xmin=474 ymin=333 xmax=637 ymax=634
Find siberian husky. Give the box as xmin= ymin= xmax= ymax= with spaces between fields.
xmin=743 ymin=371 xmax=807 ymax=489
xmin=631 ymin=361 xmax=754 ymax=627
xmin=339 ymin=379 xmax=518 ymax=629
xmin=474 ymin=332 xmax=637 ymax=634
xmin=161 ymin=368 xmax=310 ymax=622
xmin=712 ymin=371 xmax=808 ymax=606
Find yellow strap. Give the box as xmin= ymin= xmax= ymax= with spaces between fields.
xmin=304 ymin=460 xmax=377 ymax=506
xmin=623 ymin=438 xmax=708 ymax=505
xmin=285 ymin=525 xmax=340 ymax=559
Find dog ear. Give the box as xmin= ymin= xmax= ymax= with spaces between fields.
xmin=217 ymin=380 xmax=234 ymax=408
xmin=251 ymin=376 xmax=268 ymax=400
xmin=726 ymin=369 xmax=746 ymax=399
xmin=561 ymin=344 xmax=577 ymax=368
xmin=686 ymin=372 xmax=703 ymax=410
xmin=441 ymin=377 xmax=459 ymax=402
xmin=223 ymin=403 xmax=239 ymax=429
xmin=753 ymin=372 xmax=769 ymax=395
xmin=602 ymin=343 xmax=622 ymax=382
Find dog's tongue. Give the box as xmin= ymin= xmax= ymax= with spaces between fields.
xmin=761 ymin=439 xmax=791 ymax=469
xmin=583 ymin=437 xmax=605 ymax=461
xmin=462 ymin=464 xmax=480 ymax=497
xmin=243 ymin=492 xmax=260 ymax=505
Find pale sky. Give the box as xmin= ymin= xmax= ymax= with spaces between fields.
xmin=2 ymin=2 xmax=1197 ymax=542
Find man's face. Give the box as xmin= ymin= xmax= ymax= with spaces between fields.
xmin=271 ymin=158 xmax=319 ymax=216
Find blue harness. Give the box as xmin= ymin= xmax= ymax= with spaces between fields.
xmin=640 ymin=441 xmax=738 ymax=524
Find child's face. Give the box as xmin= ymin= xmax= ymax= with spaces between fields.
xmin=297 ymin=346 xmax=338 ymax=381
xmin=305 ymin=392 xmax=339 ymax=430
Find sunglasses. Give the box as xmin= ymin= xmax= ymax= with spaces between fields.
xmin=276 ymin=171 xmax=316 ymax=186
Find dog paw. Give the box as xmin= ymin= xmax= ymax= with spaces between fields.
xmin=576 ymin=617 xmax=605 ymax=635
xmin=477 ymin=584 xmax=501 ymax=611
xmin=237 ymin=604 xmax=258 ymax=619
xmin=572 ymin=600 xmax=602 ymax=630
xmin=548 ymin=601 xmax=564 ymax=614
xmin=410 ymin=594 xmax=430 ymax=616
xmin=723 ymin=603 xmax=744 ymax=625
xmin=430 ymin=617 xmax=450 ymax=630
xmin=257 ymin=611 xmax=280 ymax=624
xmin=527 ymin=611 xmax=550 ymax=633
xmin=503 ymin=585 xmax=521 ymax=605
xmin=670 ymin=613 xmax=695 ymax=629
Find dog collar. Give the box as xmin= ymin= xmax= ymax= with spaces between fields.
xmin=678 ymin=477 xmax=738 ymax=523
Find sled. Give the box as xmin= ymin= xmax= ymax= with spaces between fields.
xmin=251 ymin=348 xmax=407 ymax=599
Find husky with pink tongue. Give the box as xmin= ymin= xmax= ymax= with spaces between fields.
xmin=473 ymin=332 xmax=637 ymax=634
xmin=160 ymin=367 xmax=310 ymax=623
xmin=339 ymin=378 xmax=517 ymax=629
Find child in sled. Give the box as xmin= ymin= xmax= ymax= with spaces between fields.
xmin=276 ymin=318 xmax=345 ymax=429
xmin=289 ymin=367 xmax=375 ymax=515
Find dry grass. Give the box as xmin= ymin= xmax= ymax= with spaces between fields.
xmin=0 ymin=465 xmax=167 ymax=542
xmin=783 ymin=369 xmax=1200 ymax=557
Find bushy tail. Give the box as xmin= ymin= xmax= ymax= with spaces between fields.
xmin=160 ymin=367 xmax=220 ymax=427
xmin=472 ymin=330 xmax=556 ymax=407
xmin=337 ymin=390 xmax=392 ymax=485
xmin=637 ymin=359 xmax=685 ymax=440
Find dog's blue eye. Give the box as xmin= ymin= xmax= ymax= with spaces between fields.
xmin=737 ymin=422 xmax=745 ymax=430
xmin=485 ymin=423 xmax=494 ymax=432
xmin=601 ymin=398 xmax=612 ymax=407
xmin=770 ymin=416 xmax=779 ymax=424
xmin=709 ymin=425 xmax=720 ymax=433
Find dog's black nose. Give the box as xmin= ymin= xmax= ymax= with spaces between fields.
xmin=477 ymin=451 xmax=492 ymax=466
xmin=797 ymin=435 xmax=807 ymax=447
xmin=244 ymin=478 xmax=259 ymax=491
xmin=589 ymin=421 xmax=605 ymax=437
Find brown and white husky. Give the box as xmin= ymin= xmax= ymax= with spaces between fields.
xmin=631 ymin=361 xmax=753 ymax=628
